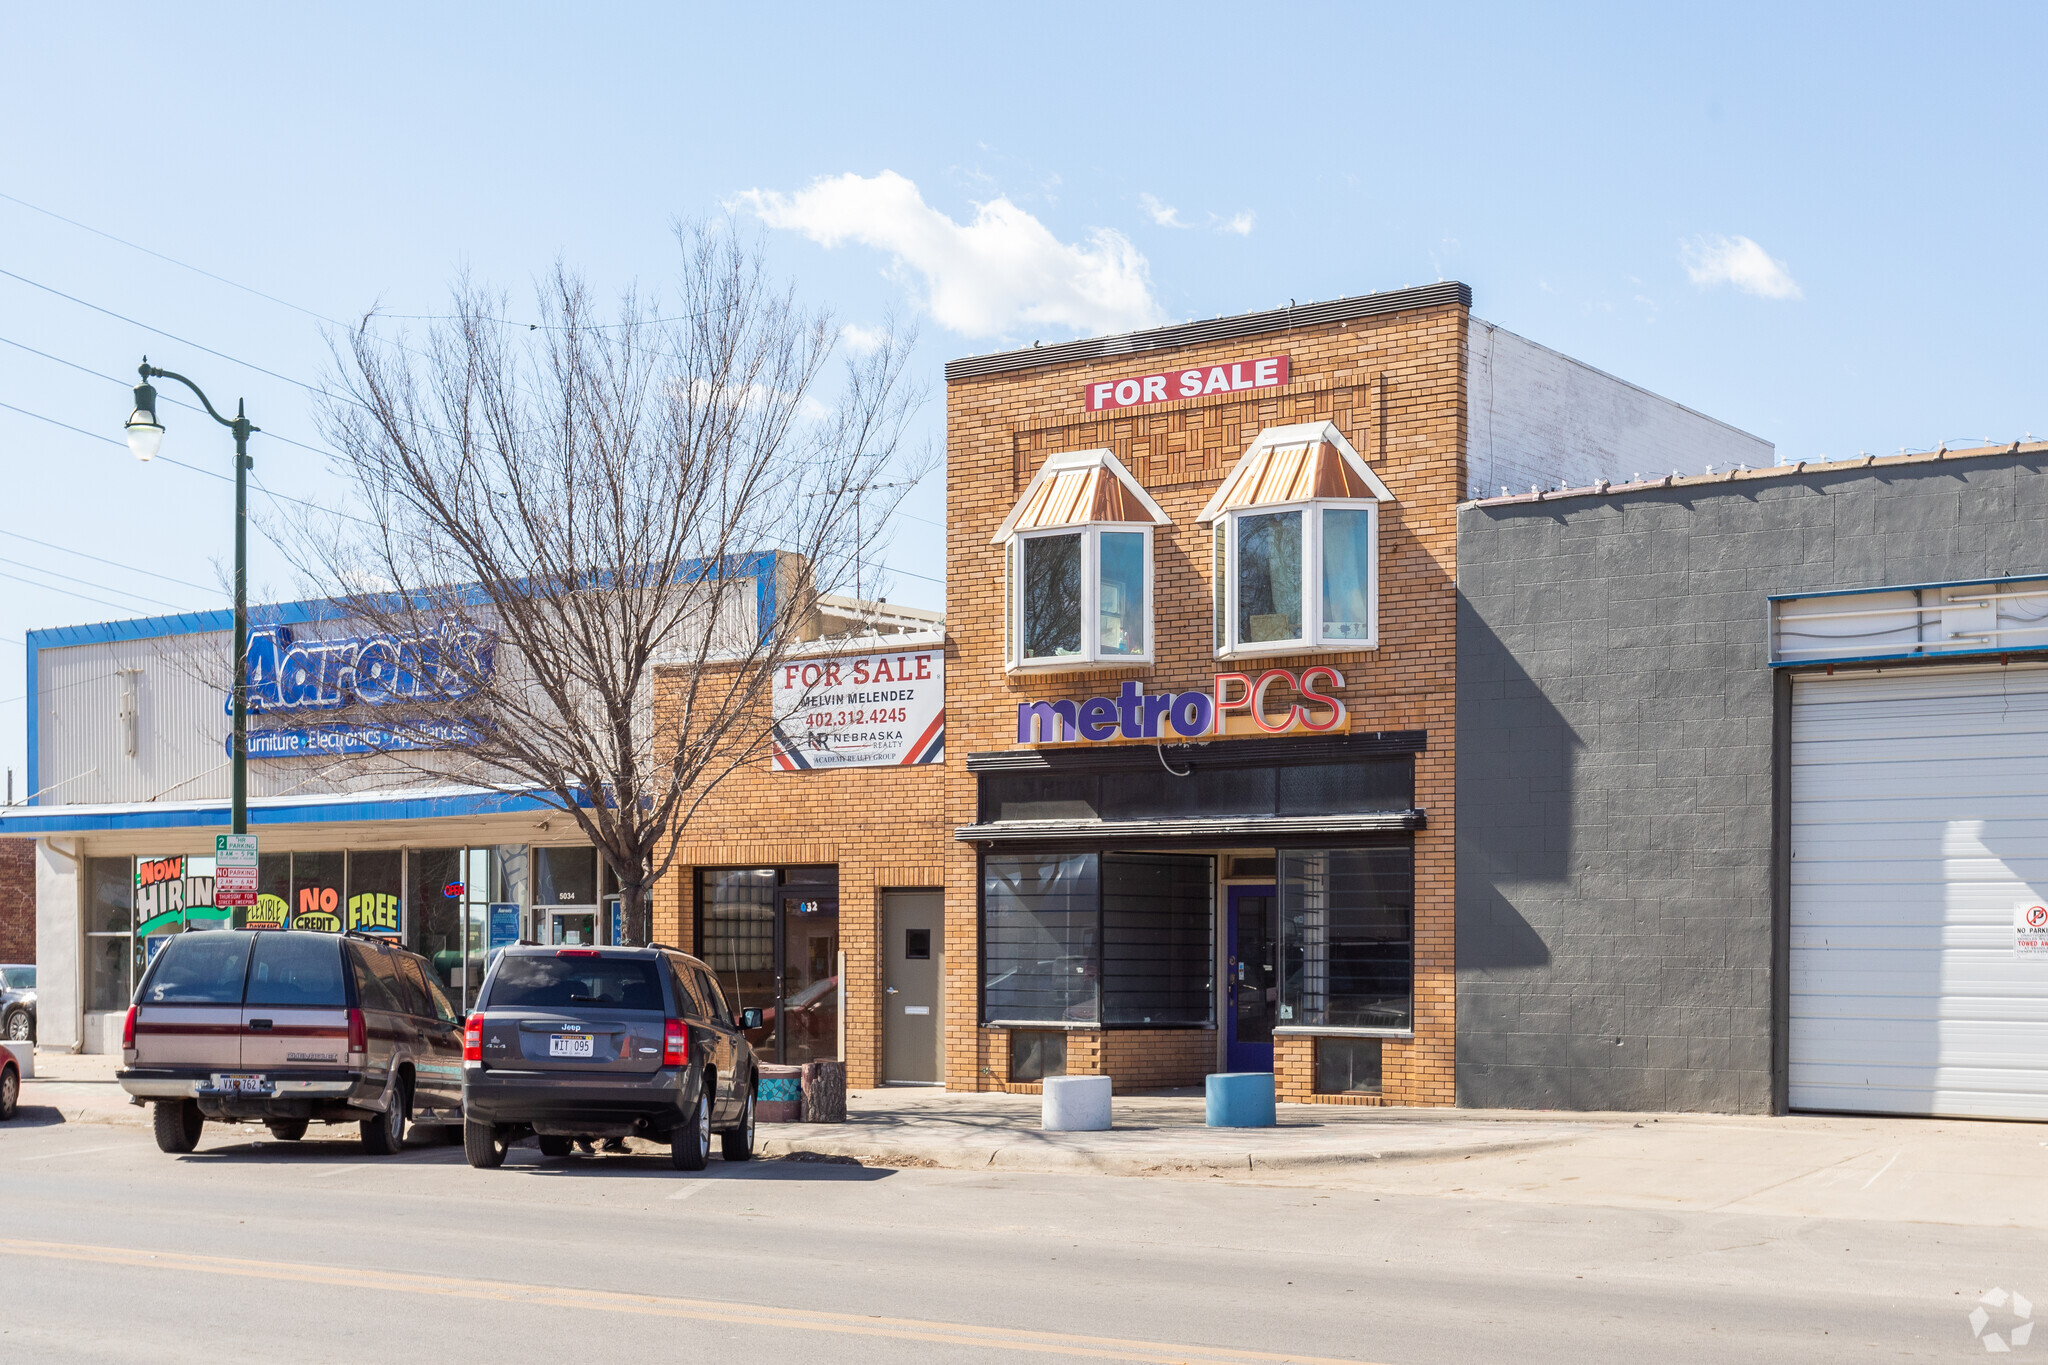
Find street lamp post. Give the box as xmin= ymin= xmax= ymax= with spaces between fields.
xmin=124 ymin=358 xmax=259 ymax=835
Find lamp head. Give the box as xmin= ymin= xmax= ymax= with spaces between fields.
xmin=124 ymin=380 xmax=163 ymax=461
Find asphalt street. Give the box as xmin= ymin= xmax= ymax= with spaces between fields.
xmin=0 ymin=1117 xmax=2038 ymax=1364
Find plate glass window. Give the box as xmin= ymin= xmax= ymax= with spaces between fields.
xmin=1277 ymin=848 xmax=1413 ymax=1030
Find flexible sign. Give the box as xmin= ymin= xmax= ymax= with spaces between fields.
xmin=1084 ymin=355 xmax=1289 ymax=413
xmin=1016 ymin=669 xmax=1347 ymax=745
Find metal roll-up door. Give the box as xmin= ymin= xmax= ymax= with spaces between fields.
xmin=1791 ymin=664 xmax=2048 ymax=1119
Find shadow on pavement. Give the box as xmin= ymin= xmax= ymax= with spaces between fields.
xmin=3 ymin=1106 xmax=68 ymax=1128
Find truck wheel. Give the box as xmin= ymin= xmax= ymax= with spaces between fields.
xmin=720 ymin=1086 xmax=755 ymax=1162
xmin=361 ymin=1077 xmax=408 ymax=1155
xmin=463 ymin=1118 xmax=507 ymax=1169
xmin=670 ymin=1090 xmax=710 ymax=1171
xmin=537 ymin=1135 xmax=573 ymax=1158
xmin=265 ymin=1119 xmax=308 ymax=1141
xmin=153 ymin=1099 xmax=203 ymax=1153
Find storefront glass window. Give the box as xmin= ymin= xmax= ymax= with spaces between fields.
xmin=1022 ymin=532 xmax=1083 ymax=658
xmin=1277 ymin=848 xmax=1414 ymax=1030
xmin=983 ymin=854 xmax=1100 ymax=1023
xmin=290 ymin=852 xmax=345 ymax=932
xmin=1236 ymin=510 xmax=1303 ymax=643
xmin=534 ymin=847 xmax=598 ymax=906
xmin=1098 ymin=531 xmax=1146 ymax=656
xmin=86 ymin=857 xmax=130 ymax=935
xmin=1321 ymin=508 xmax=1375 ymax=641
xmin=86 ymin=856 xmax=135 ymax=1012
xmin=407 ymin=848 xmax=471 ymax=1006
xmin=347 ymin=851 xmax=402 ymax=935
xmin=701 ymin=869 xmax=776 ymax=1053
xmin=1100 ymin=854 xmax=1212 ymax=1026
xmin=248 ymin=853 xmax=291 ymax=930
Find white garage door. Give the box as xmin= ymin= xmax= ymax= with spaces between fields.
xmin=1791 ymin=664 xmax=2048 ymax=1120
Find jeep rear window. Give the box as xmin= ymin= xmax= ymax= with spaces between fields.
xmin=483 ymin=957 xmax=665 ymax=1012
xmin=140 ymin=934 xmax=253 ymax=1004
xmin=245 ymin=935 xmax=348 ymax=1008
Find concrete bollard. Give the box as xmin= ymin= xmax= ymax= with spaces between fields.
xmin=1041 ymin=1075 xmax=1112 ymax=1131
xmin=1 ymin=1042 xmax=29 ymax=1079
xmin=1205 ymin=1072 xmax=1276 ymax=1127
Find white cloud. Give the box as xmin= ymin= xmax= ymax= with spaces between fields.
xmin=1216 ymin=211 xmax=1256 ymax=236
xmin=1139 ymin=193 xmax=1186 ymax=228
xmin=734 ymin=171 xmax=1165 ymax=340
xmin=1681 ymin=234 xmax=1803 ymax=300
xmin=840 ymin=323 xmax=889 ymax=356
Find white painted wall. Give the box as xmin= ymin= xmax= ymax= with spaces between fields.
xmin=1467 ymin=318 xmax=1774 ymax=501
xmin=34 ymin=839 xmax=79 ymax=1051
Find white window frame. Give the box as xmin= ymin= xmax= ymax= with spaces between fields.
xmin=1215 ymin=499 xmax=1378 ymax=659
xmin=1007 ymin=523 xmax=1156 ymax=672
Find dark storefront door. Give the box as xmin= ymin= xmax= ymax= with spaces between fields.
xmin=1227 ymin=885 xmax=1277 ymax=1071
xmin=780 ymin=889 xmax=840 ymax=1065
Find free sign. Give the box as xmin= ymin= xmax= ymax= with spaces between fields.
xmin=1085 ymin=355 xmax=1290 ymax=412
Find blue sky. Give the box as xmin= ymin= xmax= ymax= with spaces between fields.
xmin=3 ymin=3 xmax=2044 ymax=793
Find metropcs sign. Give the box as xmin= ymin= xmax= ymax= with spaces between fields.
xmin=1084 ymin=355 xmax=1290 ymax=413
xmin=1017 ymin=668 xmax=1348 ymax=745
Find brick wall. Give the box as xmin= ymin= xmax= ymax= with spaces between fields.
xmin=648 ymin=666 xmax=946 ymax=1089
xmin=945 ymin=300 xmax=1468 ymax=1105
xmin=0 ymin=837 xmax=33 ymax=964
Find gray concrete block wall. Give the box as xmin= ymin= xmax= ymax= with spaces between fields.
xmin=1455 ymin=451 xmax=2048 ymax=1112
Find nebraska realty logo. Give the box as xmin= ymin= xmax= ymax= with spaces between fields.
xmin=1969 ymin=1287 xmax=2033 ymax=1351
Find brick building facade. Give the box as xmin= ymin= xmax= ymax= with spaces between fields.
xmin=942 ymin=287 xmax=1472 ymax=1105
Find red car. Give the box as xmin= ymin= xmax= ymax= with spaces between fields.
xmin=0 ymin=1048 xmax=19 ymax=1122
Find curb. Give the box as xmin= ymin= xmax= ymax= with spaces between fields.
xmin=756 ymin=1127 xmax=1573 ymax=1177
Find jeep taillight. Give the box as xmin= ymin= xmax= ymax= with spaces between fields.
xmin=121 ymin=1004 xmax=137 ymax=1050
xmin=346 ymin=1008 xmax=367 ymax=1063
xmin=463 ymin=1014 xmax=483 ymax=1062
xmin=663 ymin=1018 xmax=688 ymax=1067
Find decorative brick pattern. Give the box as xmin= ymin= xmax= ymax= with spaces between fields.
xmin=945 ymin=303 xmax=1467 ymax=1106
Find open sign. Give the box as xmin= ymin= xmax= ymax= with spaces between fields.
xmin=443 ymin=881 xmax=465 ymax=899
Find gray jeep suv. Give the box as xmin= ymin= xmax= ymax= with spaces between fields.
xmin=118 ymin=929 xmax=465 ymax=1154
xmin=461 ymin=944 xmax=760 ymax=1171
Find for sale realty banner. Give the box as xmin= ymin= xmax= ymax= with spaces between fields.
xmin=770 ymin=648 xmax=945 ymax=771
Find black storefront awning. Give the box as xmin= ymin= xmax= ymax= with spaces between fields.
xmin=954 ymin=809 xmax=1424 ymax=844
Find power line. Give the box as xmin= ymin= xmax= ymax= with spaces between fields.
xmin=0 ymin=188 xmax=701 ymax=334
xmin=0 ymin=566 xmax=158 ymax=615
xmin=0 ymin=333 xmax=335 ymax=459
xmin=0 ymin=527 xmax=220 ymax=595
xmin=0 ymin=553 xmax=196 ymax=612
xmin=0 ymin=265 xmax=326 ymax=398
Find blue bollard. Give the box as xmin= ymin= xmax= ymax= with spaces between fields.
xmin=1205 ymin=1072 xmax=1277 ymax=1127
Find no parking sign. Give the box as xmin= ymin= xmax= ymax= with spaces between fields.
xmin=2017 ymin=902 xmax=2048 ymax=958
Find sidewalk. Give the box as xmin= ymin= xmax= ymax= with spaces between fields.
xmin=761 ymin=1086 xmax=1611 ymax=1176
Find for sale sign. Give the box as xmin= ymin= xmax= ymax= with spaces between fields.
xmin=1084 ymin=355 xmax=1289 ymax=412
xmin=770 ymin=648 xmax=944 ymax=771
xmin=215 ymin=834 xmax=258 ymax=908
xmin=2017 ymin=901 xmax=2048 ymax=957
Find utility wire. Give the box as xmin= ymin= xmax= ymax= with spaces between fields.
xmin=0 ymin=566 xmax=157 ymax=615
xmin=0 ymin=527 xmax=220 ymax=595
xmin=0 ymin=553 xmax=195 ymax=612
xmin=0 ymin=333 xmax=336 ymax=458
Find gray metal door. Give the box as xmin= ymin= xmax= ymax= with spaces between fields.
xmin=882 ymin=891 xmax=942 ymax=1084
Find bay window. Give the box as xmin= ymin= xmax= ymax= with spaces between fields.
xmin=1214 ymin=501 xmax=1378 ymax=656
xmin=1011 ymin=525 xmax=1152 ymax=667
xmin=994 ymin=448 xmax=1166 ymax=672
xmin=1199 ymin=422 xmax=1391 ymax=659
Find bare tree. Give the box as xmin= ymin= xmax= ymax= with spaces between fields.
xmin=296 ymin=224 xmax=924 ymax=944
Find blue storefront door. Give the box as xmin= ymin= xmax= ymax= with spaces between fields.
xmin=1226 ymin=885 xmax=1278 ymax=1072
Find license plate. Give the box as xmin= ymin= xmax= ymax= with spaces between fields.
xmin=211 ymin=1073 xmax=269 ymax=1094
xmin=549 ymin=1035 xmax=594 ymax=1058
